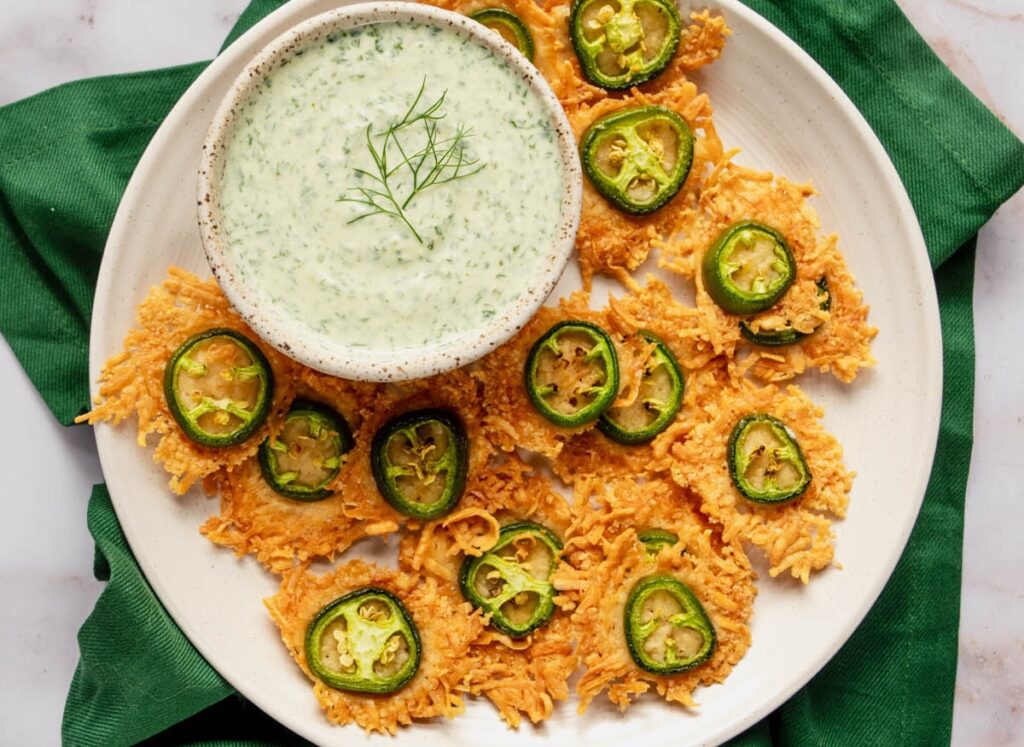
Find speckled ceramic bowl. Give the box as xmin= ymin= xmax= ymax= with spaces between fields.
xmin=198 ymin=2 xmax=581 ymax=382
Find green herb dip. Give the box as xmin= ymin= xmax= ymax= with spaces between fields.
xmin=217 ymin=21 xmax=565 ymax=351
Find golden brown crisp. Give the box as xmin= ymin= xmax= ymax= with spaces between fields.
xmin=76 ymin=268 xmax=299 ymax=494
xmin=201 ymin=360 xmax=498 ymax=573
xmin=400 ymin=453 xmax=571 ymax=581
xmin=470 ymin=292 xmax=654 ymax=460
xmin=265 ymin=560 xmax=484 ymax=734
xmin=548 ymin=328 xmax=684 ymax=483
xmin=543 ymin=2 xmax=732 ymax=111
xmin=607 ymin=275 xmax=724 ymax=371
xmin=471 ymin=300 xmax=593 ymax=460
xmin=569 ymin=80 xmax=725 ymax=287
xmin=464 ymin=612 xmax=576 ymax=728
xmin=674 ymin=9 xmax=732 ymax=72
xmin=554 ymin=476 xmax=754 ymax=711
xmin=657 ymin=156 xmax=877 ymax=382
xmin=200 ymin=361 xmax=498 ymax=573
xmin=418 ymin=0 xmax=589 ymax=107
xmin=329 ymin=365 xmax=493 ymax=530
xmin=200 ymin=456 xmax=398 ymax=575
xmin=653 ymin=362 xmax=853 ymax=582
xmin=197 ymin=367 xmax=393 ymax=574
xmin=399 ymin=454 xmax=576 ymax=727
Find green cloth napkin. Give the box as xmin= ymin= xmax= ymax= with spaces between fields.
xmin=0 ymin=0 xmax=1020 ymax=744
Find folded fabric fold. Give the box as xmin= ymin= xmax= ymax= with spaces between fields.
xmin=63 ymin=486 xmax=233 ymax=747
xmin=0 ymin=0 xmax=1020 ymax=745
xmin=0 ymin=63 xmax=205 ymax=425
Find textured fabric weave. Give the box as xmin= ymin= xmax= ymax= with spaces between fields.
xmin=0 ymin=63 xmax=205 ymax=425
xmin=0 ymin=1 xmax=1020 ymax=745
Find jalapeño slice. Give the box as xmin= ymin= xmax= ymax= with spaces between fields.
xmin=624 ymin=575 xmax=716 ymax=675
xmin=740 ymin=277 xmax=832 ymax=346
xmin=728 ymin=414 xmax=811 ymax=504
xmin=459 ymin=521 xmax=563 ymax=638
xmin=598 ymin=332 xmax=683 ymax=444
xmin=469 ymin=8 xmax=535 ymax=61
xmin=525 ymin=320 xmax=620 ymax=427
xmin=702 ymin=221 xmax=797 ymax=315
xmin=258 ymin=400 xmax=354 ymax=501
xmin=638 ymin=529 xmax=679 ymax=557
xmin=570 ymin=0 xmax=682 ymax=90
xmin=581 ymin=106 xmax=694 ymax=215
xmin=305 ymin=587 xmax=421 ymax=694
xmin=371 ymin=409 xmax=468 ymax=520
xmin=163 ymin=328 xmax=273 ymax=447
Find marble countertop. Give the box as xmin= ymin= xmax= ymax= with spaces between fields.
xmin=0 ymin=1 xmax=1020 ymax=744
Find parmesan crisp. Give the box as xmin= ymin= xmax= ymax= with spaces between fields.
xmin=266 ymin=561 xmax=484 ymax=734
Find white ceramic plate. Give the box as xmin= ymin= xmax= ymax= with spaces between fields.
xmin=89 ymin=1 xmax=942 ymax=745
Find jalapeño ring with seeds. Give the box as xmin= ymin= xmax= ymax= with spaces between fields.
xmin=624 ymin=574 xmax=716 ymax=675
xmin=459 ymin=521 xmax=563 ymax=638
xmin=371 ymin=408 xmax=469 ymax=520
xmin=162 ymin=327 xmax=273 ymax=447
xmin=305 ymin=587 xmax=421 ymax=694
xmin=570 ymin=0 xmax=682 ymax=89
xmin=469 ymin=8 xmax=535 ymax=61
xmin=258 ymin=400 xmax=355 ymax=501
xmin=702 ymin=220 xmax=797 ymax=315
xmin=727 ymin=413 xmax=812 ymax=504
xmin=598 ymin=331 xmax=684 ymax=444
xmin=581 ymin=105 xmax=695 ymax=215
xmin=524 ymin=320 xmax=620 ymax=427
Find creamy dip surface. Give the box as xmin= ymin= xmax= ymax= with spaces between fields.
xmin=217 ymin=20 xmax=565 ymax=351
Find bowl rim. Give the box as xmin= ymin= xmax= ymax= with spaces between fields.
xmin=197 ymin=1 xmax=582 ymax=382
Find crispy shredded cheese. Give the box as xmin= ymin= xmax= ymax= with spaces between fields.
xmin=75 ymin=268 xmax=299 ymax=494
xmin=265 ymin=560 xmax=484 ymax=735
xmin=653 ymin=362 xmax=853 ymax=582
xmin=200 ymin=456 xmax=396 ymax=575
xmin=470 ymin=292 xmax=660 ymax=459
xmin=397 ymin=454 xmax=577 ymax=727
xmin=441 ymin=507 xmax=502 ymax=557
xmin=553 ymin=476 xmax=754 ymax=712
xmin=543 ymin=2 xmax=732 ymax=112
xmin=569 ymin=81 xmax=725 ymax=287
xmin=657 ymin=155 xmax=877 ymax=382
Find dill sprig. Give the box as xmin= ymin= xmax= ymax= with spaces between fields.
xmin=338 ymin=79 xmax=483 ymax=243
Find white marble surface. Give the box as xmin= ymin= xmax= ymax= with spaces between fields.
xmin=0 ymin=1 xmax=1019 ymax=745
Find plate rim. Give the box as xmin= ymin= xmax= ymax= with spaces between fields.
xmin=89 ymin=1 xmax=944 ymax=745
